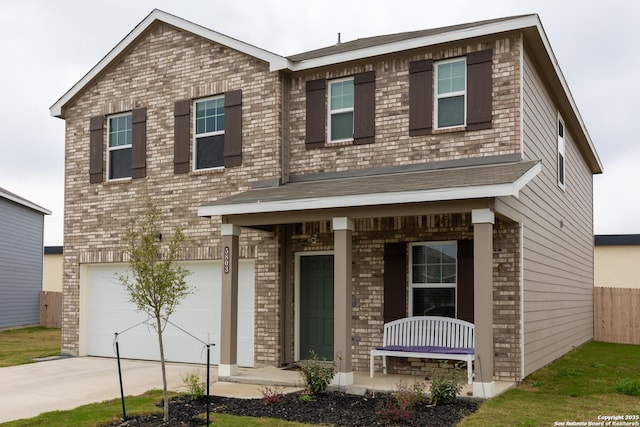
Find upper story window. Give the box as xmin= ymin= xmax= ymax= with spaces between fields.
xmin=107 ymin=113 xmax=132 ymax=180
xmin=409 ymin=241 xmax=457 ymax=318
xmin=435 ymin=58 xmax=466 ymax=129
xmin=409 ymin=50 xmax=492 ymax=136
xmin=194 ymin=96 xmax=225 ymax=170
xmin=328 ymin=77 xmax=354 ymax=142
xmin=305 ymin=71 xmax=375 ymax=149
xmin=558 ymin=115 xmax=566 ymax=189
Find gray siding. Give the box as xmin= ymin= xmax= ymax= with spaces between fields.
xmin=0 ymin=198 xmax=45 ymax=328
xmin=498 ymin=47 xmax=594 ymax=377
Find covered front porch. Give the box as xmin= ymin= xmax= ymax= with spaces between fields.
xmin=198 ymin=159 xmax=540 ymax=398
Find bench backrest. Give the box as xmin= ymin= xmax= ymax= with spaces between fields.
xmin=382 ymin=316 xmax=474 ymax=348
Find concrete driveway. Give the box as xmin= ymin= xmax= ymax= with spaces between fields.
xmin=0 ymin=356 xmax=206 ymax=423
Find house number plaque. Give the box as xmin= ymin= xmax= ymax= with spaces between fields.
xmin=223 ymin=246 xmax=230 ymax=273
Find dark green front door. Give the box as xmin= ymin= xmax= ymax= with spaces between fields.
xmin=300 ymin=255 xmax=334 ymax=361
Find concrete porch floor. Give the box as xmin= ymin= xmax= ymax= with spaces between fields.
xmin=218 ymin=366 xmax=516 ymax=398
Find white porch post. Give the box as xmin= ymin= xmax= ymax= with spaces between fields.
xmin=219 ymin=224 xmax=240 ymax=377
xmin=472 ymin=208 xmax=496 ymax=398
xmin=332 ymin=217 xmax=354 ymax=386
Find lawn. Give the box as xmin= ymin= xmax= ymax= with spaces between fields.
xmin=460 ymin=341 xmax=640 ymax=426
xmin=1 ymin=327 xmax=639 ymax=426
xmin=0 ymin=326 xmax=61 ymax=367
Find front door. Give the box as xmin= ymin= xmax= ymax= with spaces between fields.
xmin=299 ymin=255 xmax=334 ymax=361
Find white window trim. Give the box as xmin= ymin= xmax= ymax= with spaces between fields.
xmin=557 ymin=113 xmax=566 ymax=190
xmin=193 ymin=95 xmax=225 ymax=172
xmin=408 ymin=240 xmax=458 ymax=317
xmin=106 ymin=111 xmax=132 ymax=182
xmin=434 ymin=57 xmax=467 ymax=130
xmin=327 ymin=77 xmax=354 ymax=143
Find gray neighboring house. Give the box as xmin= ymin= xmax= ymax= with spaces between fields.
xmin=0 ymin=187 xmax=51 ymax=329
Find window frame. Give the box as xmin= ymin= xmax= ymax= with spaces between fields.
xmin=328 ymin=77 xmax=354 ymax=142
xmin=106 ymin=111 xmax=132 ymax=181
xmin=193 ymin=95 xmax=225 ymax=171
xmin=408 ymin=240 xmax=458 ymax=318
xmin=557 ymin=114 xmax=566 ymax=190
xmin=434 ymin=57 xmax=467 ymax=130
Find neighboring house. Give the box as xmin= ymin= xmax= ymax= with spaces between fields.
xmin=594 ymin=235 xmax=640 ymax=288
xmin=50 ymin=10 xmax=602 ymax=397
xmin=0 ymin=187 xmax=51 ymax=329
xmin=43 ymin=246 xmax=63 ymax=292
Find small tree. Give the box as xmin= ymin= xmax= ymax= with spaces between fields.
xmin=118 ymin=199 xmax=192 ymax=422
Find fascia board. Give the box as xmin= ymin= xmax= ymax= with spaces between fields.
xmin=288 ymin=15 xmax=540 ymax=72
xmin=198 ymin=163 xmax=541 ymax=217
xmin=50 ymin=10 xmax=287 ymax=117
xmin=0 ymin=191 xmax=51 ymax=215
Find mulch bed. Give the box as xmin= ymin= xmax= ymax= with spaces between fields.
xmin=105 ymin=391 xmax=478 ymax=426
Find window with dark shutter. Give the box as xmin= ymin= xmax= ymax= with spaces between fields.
xmin=466 ymin=49 xmax=493 ymax=131
xmin=383 ymin=242 xmax=408 ymax=323
xmin=89 ymin=116 xmax=104 ymax=183
xmin=174 ymin=100 xmax=191 ymax=174
xmin=305 ymin=79 xmax=326 ymax=149
xmin=409 ymin=59 xmax=433 ymax=136
xmin=224 ymin=89 xmax=242 ymax=167
xmin=354 ymin=70 xmax=375 ymax=145
xmin=131 ymin=108 xmax=147 ymax=179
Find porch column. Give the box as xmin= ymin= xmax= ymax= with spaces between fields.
xmin=219 ymin=224 xmax=240 ymax=377
xmin=332 ymin=217 xmax=354 ymax=386
xmin=472 ymin=208 xmax=495 ymax=398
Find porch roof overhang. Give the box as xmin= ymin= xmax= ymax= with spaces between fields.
xmin=198 ymin=160 xmax=541 ymax=226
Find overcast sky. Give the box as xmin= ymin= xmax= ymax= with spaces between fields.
xmin=1 ymin=0 xmax=638 ymax=246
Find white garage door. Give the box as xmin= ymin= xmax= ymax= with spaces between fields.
xmin=84 ymin=260 xmax=254 ymax=366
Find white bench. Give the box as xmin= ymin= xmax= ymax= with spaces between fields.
xmin=370 ymin=316 xmax=475 ymax=384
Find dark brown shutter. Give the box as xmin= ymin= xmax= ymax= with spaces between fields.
xmin=409 ymin=59 xmax=433 ymax=136
xmin=466 ymin=49 xmax=493 ymax=131
xmin=174 ymin=100 xmax=190 ymax=174
xmin=354 ymin=71 xmax=375 ymax=145
xmin=457 ymin=239 xmax=474 ymax=323
xmin=224 ymin=89 xmax=242 ymax=167
xmin=89 ymin=116 xmax=104 ymax=184
xmin=131 ymin=108 xmax=147 ymax=179
xmin=305 ymin=79 xmax=326 ymax=149
xmin=384 ymin=242 xmax=408 ymax=323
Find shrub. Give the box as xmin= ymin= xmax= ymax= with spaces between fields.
xmin=260 ymin=385 xmax=286 ymax=405
xmin=429 ymin=363 xmax=465 ymax=406
xmin=296 ymin=351 xmax=336 ymax=394
xmin=182 ymin=371 xmax=205 ymax=399
xmin=377 ymin=380 xmax=425 ymax=423
xmin=377 ymin=394 xmax=411 ymax=423
xmin=615 ymin=378 xmax=640 ymax=396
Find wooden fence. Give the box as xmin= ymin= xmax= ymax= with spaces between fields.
xmin=40 ymin=291 xmax=62 ymax=328
xmin=594 ymin=287 xmax=640 ymax=345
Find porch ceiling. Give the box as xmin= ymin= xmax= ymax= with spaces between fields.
xmin=198 ymin=160 xmax=540 ymax=225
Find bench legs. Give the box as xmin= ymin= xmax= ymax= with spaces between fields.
xmin=369 ymin=353 xmax=388 ymax=377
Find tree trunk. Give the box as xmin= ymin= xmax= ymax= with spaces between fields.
xmin=156 ymin=314 xmax=169 ymax=422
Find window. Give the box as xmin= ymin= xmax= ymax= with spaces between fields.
xmin=558 ymin=116 xmax=566 ymax=189
xmin=107 ymin=113 xmax=132 ymax=180
xmin=194 ymin=96 xmax=225 ymax=170
xmin=328 ymin=78 xmax=354 ymax=141
xmin=410 ymin=241 xmax=457 ymax=318
xmin=435 ymin=58 xmax=466 ymax=128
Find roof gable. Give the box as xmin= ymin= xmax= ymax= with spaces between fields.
xmin=0 ymin=187 xmax=51 ymax=215
xmin=49 ymin=9 xmax=288 ymax=117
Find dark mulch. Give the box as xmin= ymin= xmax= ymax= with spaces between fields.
xmin=105 ymin=391 xmax=478 ymax=426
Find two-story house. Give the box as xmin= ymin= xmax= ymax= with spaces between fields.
xmin=50 ymin=10 xmax=602 ymax=397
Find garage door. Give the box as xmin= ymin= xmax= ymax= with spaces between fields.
xmin=84 ymin=260 xmax=254 ymax=366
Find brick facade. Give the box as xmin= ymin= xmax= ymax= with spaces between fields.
xmin=60 ymin=19 xmax=525 ymax=381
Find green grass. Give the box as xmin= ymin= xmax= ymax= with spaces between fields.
xmin=460 ymin=341 xmax=640 ymax=427
xmin=0 ymin=326 xmax=61 ymax=367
